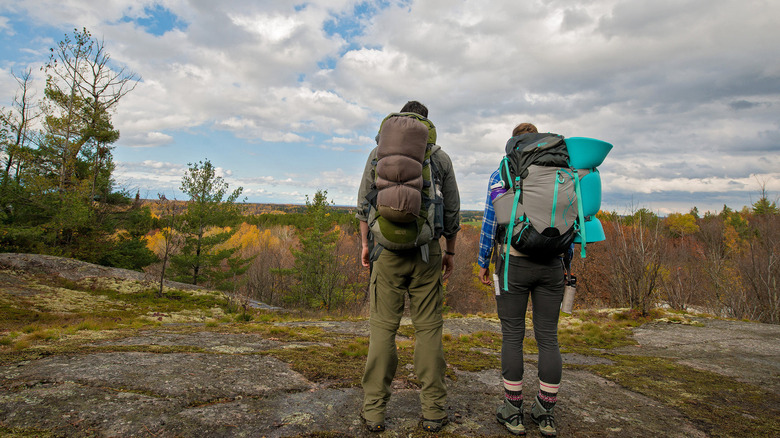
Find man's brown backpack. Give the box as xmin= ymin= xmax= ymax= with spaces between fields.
xmin=364 ymin=112 xmax=443 ymax=261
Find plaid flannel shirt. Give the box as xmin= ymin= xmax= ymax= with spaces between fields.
xmin=477 ymin=169 xmax=501 ymax=269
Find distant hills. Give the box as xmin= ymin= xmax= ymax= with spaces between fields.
xmin=140 ymin=200 xmax=483 ymax=222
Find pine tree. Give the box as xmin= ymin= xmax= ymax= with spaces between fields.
xmin=170 ymin=159 xmax=244 ymax=287
xmin=752 ymin=185 xmax=778 ymax=215
xmin=284 ymin=190 xmax=348 ymax=311
xmin=0 ymin=29 xmax=139 ymax=261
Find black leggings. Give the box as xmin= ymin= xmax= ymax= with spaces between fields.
xmin=496 ymin=255 xmax=565 ymax=385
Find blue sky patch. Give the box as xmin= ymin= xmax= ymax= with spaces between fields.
xmin=120 ymin=4 xmax=186 ymax=36
xmin=317 ymin=57 xmax=337 ymax=70
xmin=321 ymin=1 xmax=394 ymax=63
xmin=323 ymin=1 xmax=393 ymax=40
xmin=0 ymin=14 xmax=63 ymax=71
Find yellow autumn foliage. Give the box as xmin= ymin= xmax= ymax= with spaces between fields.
xmin=665 ymin=213 xmax=699 ymax=237
xmin=144 ymin=227 xmax=181 ymax=257
xmin=204 ymin=226 xmax=231 ymax=238
xmin=109 ymin=229 xmax=130 ymax=242
xmin=723 ymin=224 xmax=744 ymax=255
xmin=210 ymin=223 xmax=285 ymax=255
xmin=145 ymin=222 xmax=292 ymax=258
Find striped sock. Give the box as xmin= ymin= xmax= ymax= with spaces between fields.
xmin=537 ymin=380 xmax=560 ymax=410
xmin=503 ymin=379 xmax=523 ymax=408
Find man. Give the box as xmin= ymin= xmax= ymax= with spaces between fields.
xmin=356 ymin=100 xmax=460 ymax=433
xmin=478 ymin=122 xmax=564 ymax=437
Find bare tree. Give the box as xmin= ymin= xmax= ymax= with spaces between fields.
xmin=697 ymin=215 xmax=745 ymax=318
xmin=333 ymin=224 xmax=370 ymax=315
xmin=660 ymin=236 xmax=705 ymax=310
xmin=445 ymin=225 xmax=494 ymax=315
xmin=605 ymin=210 xmax=665 ymax=315
xmin=155 ymin=194 xmax=182 ymax=298
xmin=79 ymin=37 xmax=138 ymax=202
xmin=245 ymin=226 xmax=296 ymax=307
xmin=1 ymin=69 xmax=39 ymax=183
xmin=738 ymin=213 xmax=780 ymax=323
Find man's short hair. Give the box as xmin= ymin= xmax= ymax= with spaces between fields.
xmin=512 ymin=123 xmax=538 ymax=137
xmin=400 ymin=101 xmax=428 ymax=118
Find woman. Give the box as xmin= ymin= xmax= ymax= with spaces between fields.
xmin=477 ymin=122 xmax=564 ymax=437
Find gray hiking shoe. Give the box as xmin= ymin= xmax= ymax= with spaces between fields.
xmin=496 ymin=399 xmax=526 ymax=435
xmin=530 ymin=396 xmax=557 ymax=437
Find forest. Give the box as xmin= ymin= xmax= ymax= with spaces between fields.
xmin=2 ymin=29 xmax=779 ymax=325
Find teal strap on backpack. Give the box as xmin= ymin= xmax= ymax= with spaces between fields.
xmin=503 ymin=176 xmax=522 ymax=292
xmin=503 ymin=223 xmax=529 ymax=291
xmin=551 ymin=170 xmax=563 ymax=227
xmin=558 ymin=169 xmax=577 ymax=227
xmin=574 ymin=171 xmax=587 ymax=258
xmin=499 ymin=157 xmax=512 ymax=188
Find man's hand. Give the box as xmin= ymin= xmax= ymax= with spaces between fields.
xmin=360 ymin=220 xmax=370 ymax=268
xmin=441 ymin=237 xmax=457 ymax=281
xmin=479 ymin=267 xmax=492 ymax=285
xmin=442 ymin=253 xmax=454 ymax=281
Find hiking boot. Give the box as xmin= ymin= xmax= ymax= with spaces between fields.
xmin=362 ymin=417 xmax=385 ymax=433
xmin=496 ymin=399 xmax=526 ymax=435
xmin=361 ymin=411 xmax=385 ymax=433
xmin=530 ymin=396 xmax=557 ymax=437
xmin=422 ymin=416 xmax=449 ymax=433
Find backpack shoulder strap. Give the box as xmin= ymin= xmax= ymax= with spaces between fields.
xmin=428 ymin=145 xmax=442 ymax=175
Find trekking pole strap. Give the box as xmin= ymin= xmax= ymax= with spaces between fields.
xmin=574 ymin=171 xmax=587 ymax=258
xmin=551 ymin=170 xmax=562 ymax=227
xmin=503 ymin=177 xmax=522 ymax=292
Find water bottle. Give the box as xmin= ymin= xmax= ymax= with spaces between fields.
xmin=489 ymin=181 xmax=507 ymax=202
xmin=561 ymin=275 xmax=576 ymax=314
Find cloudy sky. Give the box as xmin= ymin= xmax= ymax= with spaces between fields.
xmin=1 ymin=0 xmax=778 ymax=214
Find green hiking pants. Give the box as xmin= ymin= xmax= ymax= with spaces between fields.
xmin=361 ymin=241 xmax=446 ymax=423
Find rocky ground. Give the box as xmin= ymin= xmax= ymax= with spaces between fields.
xmin=0 ymin=254 xmax=779 ymax=437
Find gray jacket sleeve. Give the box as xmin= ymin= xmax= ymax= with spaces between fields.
xmin=355 ymin=147 xmax=378 ymax=222
xmin=433 ymin=149 xmax=461 ymax=239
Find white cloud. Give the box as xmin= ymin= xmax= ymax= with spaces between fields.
xmin=308 ymin=168 xmax=361 ymax=205
xmin=229 ymin=12 xmax=301 ymax=43
xmin=242 ymin=175 xmax=295 ymax=186
xmin=0 ymin=15 xmax=11 ymax=35
xmin=318 ymin=144 xmax=345 ymax=152
xmin=113 ymin=159 xmax=187 ymax=195
xmin=607 ymin=173 xmax=780 ymax=195
xmin=123 ymin=131 xmax=174 ymax=148
xmin=329 ymin=135 xmax=374 ymax=146
xmin=3 ymin=0 xmax=780 ymax=213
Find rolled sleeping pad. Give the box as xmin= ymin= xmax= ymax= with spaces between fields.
xmin=574 ymin=217 xmax=606 ymax=243
xmin=578 ymin=170 xmax=602 ymax=218
xmin=375 ymin=115 xmax=428 ymax=223
xmin=566 ymin=137 xmax=613 ymax=169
